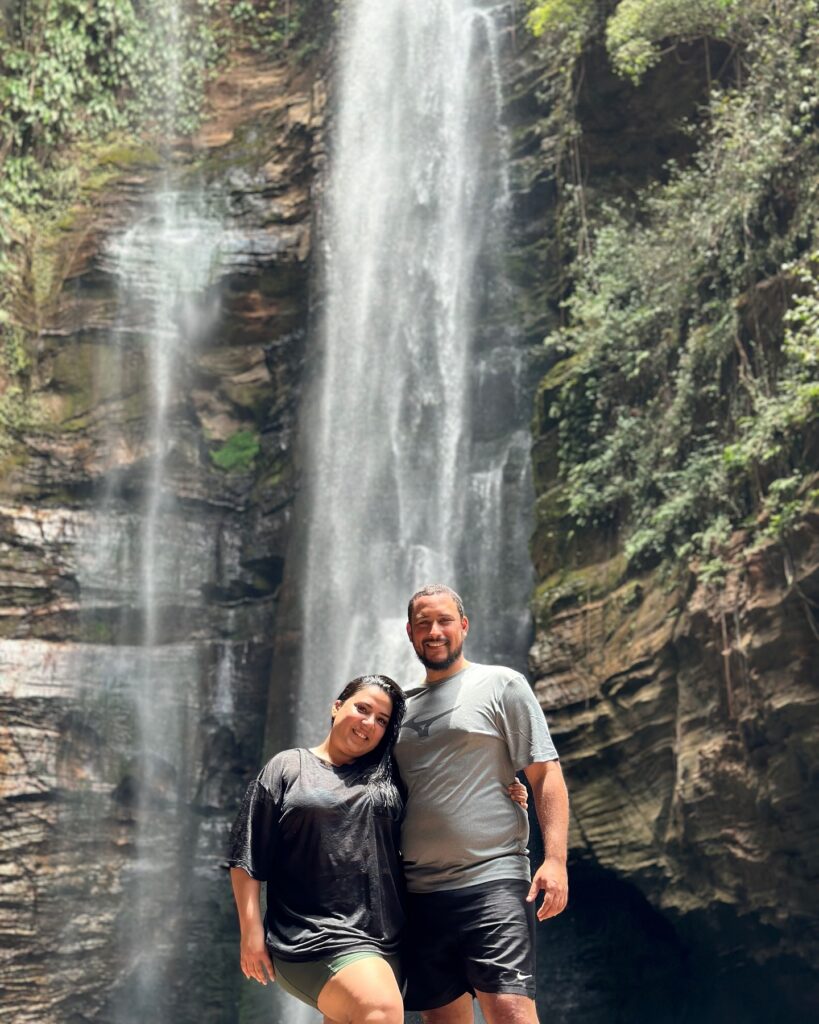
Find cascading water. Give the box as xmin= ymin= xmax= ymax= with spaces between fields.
xmin=89 ymin=191 xmax=225 ymax=1021
xmin=68 ymin=170 xmax=297 ymax=1022
xmin=45 ymin=1 xmax=531 ymax=1020
xmin=69 ymin=141 xmax=307 ymax=1020
xmin=268 ymin=3 xmax=531 ymax=1021
xmin=63 ymin=5 xmax=260 ymax=1018
xmin=293 ymin=0 xmax=532 ymax=743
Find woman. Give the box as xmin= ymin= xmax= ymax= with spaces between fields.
xmin=228 ymin=673 xmax=527 ymax=1024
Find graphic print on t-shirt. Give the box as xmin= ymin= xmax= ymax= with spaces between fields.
xmin=400 ymin=706 xmax=459 ymax=739
xmin=394 ymin=664 xmax=559 ymax=892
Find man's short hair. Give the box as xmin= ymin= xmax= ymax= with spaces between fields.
xmin=407 ymin=584 xmax=465 ymax=622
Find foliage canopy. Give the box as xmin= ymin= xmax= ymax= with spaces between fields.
xmin=0 ymin=1 xmax=321 ymax=453
xmin=530 ymin=0 xmax=819 ymax=572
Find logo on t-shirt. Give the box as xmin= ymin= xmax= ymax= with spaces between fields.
xmin=400 ymin=706 xmax=458 ymax=738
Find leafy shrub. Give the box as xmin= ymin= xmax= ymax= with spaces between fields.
xmin=605 ymin=0 xmax=746 ymax=82
xmin=532 ymin=0 xmax=819 ymax=569
xmin=210 ymin=429 xmax=260 ymax=471
xmin=0 ymin=1 xmax=324 ymax=451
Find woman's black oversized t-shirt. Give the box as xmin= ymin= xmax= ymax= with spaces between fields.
xmin=228 ymin=748 xmax=405 ymax=962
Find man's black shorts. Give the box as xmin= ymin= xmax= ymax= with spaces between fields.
xmin=402 ymin=878 xmax=536 ymax=1011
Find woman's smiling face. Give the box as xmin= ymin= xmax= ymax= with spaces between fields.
xmin=329 ymin=685 xmax=394 ymax=761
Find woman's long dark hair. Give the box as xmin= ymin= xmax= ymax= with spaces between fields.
xmin=332 ymin=674 xmax=406 ymax=806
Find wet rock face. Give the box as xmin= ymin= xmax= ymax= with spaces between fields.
xmin=527 ymin=268 xmax=819 ymax=1009
xmin=530 ymin=514 xmax=819 ymax=1019
xmin=2 ymin=10 xmax=816 ymax=1024
xmin=510 ymin=23 xmax=819 ymax=1024
xmin=0 ymin=51 xmax=326 ymax=1024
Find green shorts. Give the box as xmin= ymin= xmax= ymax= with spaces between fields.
xmin=271 ymin=950 xmax=403 ymax=1010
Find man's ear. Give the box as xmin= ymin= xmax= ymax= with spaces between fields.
xmin=462 ymin=616 xmax=469 ymax=635
xmin=406 ymin=621 xmax=413 ymax=642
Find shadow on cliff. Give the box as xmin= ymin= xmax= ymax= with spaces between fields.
xmin=536 ymin=860 xmax=818 ymax=1024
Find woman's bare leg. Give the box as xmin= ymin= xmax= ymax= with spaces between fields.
xmin=317 ymin=956 xmax=403 ymax=1024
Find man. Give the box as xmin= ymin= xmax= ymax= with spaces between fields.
xmin=394 ymin=583 xmax=569 ymax=1024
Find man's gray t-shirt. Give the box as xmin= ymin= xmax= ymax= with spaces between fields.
xmin=393 ymin=662 xmax=558 ymax=893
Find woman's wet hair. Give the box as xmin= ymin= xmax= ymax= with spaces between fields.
xmin=333 ymin=674 xmax=406 ymax=804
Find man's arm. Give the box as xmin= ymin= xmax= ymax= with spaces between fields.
xmin=523 ymin=759 xmax=569 ymax=921
xmin=230 ymin=867 xmax=276 ymax=984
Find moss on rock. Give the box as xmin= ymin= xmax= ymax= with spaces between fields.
xmin=209 ymin=429 xmax=260 ymax=472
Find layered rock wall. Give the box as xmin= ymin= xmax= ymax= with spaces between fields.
xmin=0 ymin=49 xmax=326 ymax=1024
xmin=1 ymin=7 xmax=816 ymax=1024
xmin=516 ymin=18 xmax=819 ymax=1021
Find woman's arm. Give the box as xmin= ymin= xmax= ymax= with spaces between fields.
xmin=508 ymin=778 xmax=528 ymax=808
xmin=230 ymin=867 xmax=276 ymax=985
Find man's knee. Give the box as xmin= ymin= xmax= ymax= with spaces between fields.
xmin=420 ymin=992 xmax=475 ymax=1024
xmin=475 ymin=991 xmax=538 ymax=1024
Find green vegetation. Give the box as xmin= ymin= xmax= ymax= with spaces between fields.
xmin=528 ymin=0 xmax=819 ymax=572
xmin=0 ymin=0 xmax=221 ymax=453
xmin=0 ymin=317 xmax=34 ymax=452
xmin=527 ymin=0 xmax=764 ymax=80
xmin=0 ymin=1 xmax=328 ymax=454
xmin=0 ymin=0 xmax=329 ymax=200
xmin=229 ymin=0 xmax=329 ymax=57
xmin=604 ymin=0 xmax=748 ymax=83
xmin=210 ymin=429 xmax=260 ymax=471
xmin=0 ymin=1 xmax=221 ymax=218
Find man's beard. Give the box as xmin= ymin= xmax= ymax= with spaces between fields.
xmin=414 ymin=640 xmax=464 ymax=672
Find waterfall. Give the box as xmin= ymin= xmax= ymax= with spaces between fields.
xmin=272 ymin=6 xmax=533 ymax=1019
xmin=76 ymin=190 xmax=225 ymax=1022
xmin=293 ymin=0 xmax=531 ymax=747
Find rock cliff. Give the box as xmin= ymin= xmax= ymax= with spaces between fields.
xmin=0 ymin=47 xmax=326 ymax=1024
xmin=514 ymin=17 xmax=819 ymax=1023
xmin=1 ymin=5 xmax=816 ymax=1024
xmin=528 ymin=505 xmax=819 ymax=1021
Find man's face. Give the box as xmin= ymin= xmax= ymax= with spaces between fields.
xmin=406 ymin=593 xmax=468 ymax=672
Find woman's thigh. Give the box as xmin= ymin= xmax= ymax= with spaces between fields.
xmin=317 ymin=954 xmax=403 ymax=1024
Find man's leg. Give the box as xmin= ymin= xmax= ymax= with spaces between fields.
xmin=457 ymin=881 xmax=537 ymax=1024
xmin=475 ymin=991 xmax=538 ymax=1024
xmin=420 ymin=992 xmax=474 ymax=1024
xmin=404 ymin=889 xmax=471 ymax=1018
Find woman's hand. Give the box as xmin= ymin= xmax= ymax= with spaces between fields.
xmin=240 ymin=922 xmax=276 ymax=985
xmin=508 ymin=779 xmax=528 ymax=810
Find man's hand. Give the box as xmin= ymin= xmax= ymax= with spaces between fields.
xmin=240 ymin=923 xmax=276 ymax=985
xmin=526 ymin=855 xmax=568 ymax=921
xmin=523 ymin=760 xmax=569 ymax=921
